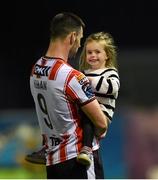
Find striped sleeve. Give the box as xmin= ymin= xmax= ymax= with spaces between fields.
xmin=90 ymin=70 xmax=120 ymax=95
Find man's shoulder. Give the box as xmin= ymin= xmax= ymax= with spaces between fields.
xmin=66 ymin=66 xmax=84 ymax=76
xmin=66 ymin=68 xmax=88 ymax=85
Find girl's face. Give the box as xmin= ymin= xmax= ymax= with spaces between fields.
xmin=86 ymin=40 xmax=108 ymax=70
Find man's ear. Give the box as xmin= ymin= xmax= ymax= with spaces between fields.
xmin=70 ymin=32 xmax=77 ymax=45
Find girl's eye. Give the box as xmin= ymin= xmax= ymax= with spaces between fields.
xmin=95 ymin=50 xmax=100 ymax=54
xmin=87 ymin=51 xmax=92 ymax=54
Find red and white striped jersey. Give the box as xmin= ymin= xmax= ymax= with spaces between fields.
xmin=30 ymin=56 xmax=99 ymax=165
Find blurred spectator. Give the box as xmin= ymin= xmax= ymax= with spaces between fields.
xmin=124 ymin=107 xmax=158 ymax=178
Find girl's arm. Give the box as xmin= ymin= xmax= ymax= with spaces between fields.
xmin=87 ymin=72 xmax=120 ymax=95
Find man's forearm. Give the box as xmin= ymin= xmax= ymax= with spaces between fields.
xmin=81 ymin=99 xmax=108 ymax=134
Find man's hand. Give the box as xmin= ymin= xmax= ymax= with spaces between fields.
xmin=95 ymin=129 xmax=107 ymax=140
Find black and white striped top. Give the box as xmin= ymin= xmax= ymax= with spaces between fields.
xmin=84 ymin=68 xmax=120 ymax=122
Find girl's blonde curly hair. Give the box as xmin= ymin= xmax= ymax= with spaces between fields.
xmin=79 ymin=32 xmax=117 ymax=71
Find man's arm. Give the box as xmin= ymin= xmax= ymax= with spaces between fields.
xmin=81 ymin=99 xmax=108 ymax=136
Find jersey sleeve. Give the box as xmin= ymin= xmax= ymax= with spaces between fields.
xmin=65 ymin=70 xmax=96 ymax=105
xmin=90 ymin=70 xmax=120 ymax=95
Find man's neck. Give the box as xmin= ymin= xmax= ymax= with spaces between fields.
xmin=45 ymin=40 xmax=70 ymax=61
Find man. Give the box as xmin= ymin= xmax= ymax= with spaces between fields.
xmin=29 ymin=12 xmax=108 ymax=179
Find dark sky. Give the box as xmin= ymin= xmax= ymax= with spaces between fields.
xmin=1 ymin=0 xmax=158 ymax=108
xmin=2 ymin=0 xmax=158 ymax=48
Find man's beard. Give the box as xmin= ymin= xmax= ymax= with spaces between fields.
xmin=68 ymin=47 xmax=77 ymax=59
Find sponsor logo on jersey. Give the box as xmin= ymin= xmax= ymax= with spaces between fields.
xmin=76 ymin=74 xmax=88 ymax=85
xmin=34 ymin=64 xmax=51 ymax=76
xmin=76 ymin=73 xmax=94 ymax=98
xmin=76 ymin=73 xmax=85 ymax=81
xmin=49 ymin=136 xmax=62 ymax=146
xmin=82 ymin=82 xmax=94 ymax=98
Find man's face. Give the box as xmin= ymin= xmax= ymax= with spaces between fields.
xmin=69 ymin=27 xmax=83 ymax=58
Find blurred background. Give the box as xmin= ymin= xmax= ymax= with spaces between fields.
xmin=0 ymin=0 xmax=158 ymax=178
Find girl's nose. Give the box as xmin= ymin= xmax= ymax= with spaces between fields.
xmin=91 ymin=52 xmax=96 ymax=57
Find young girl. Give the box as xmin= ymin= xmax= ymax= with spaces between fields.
xmin=76 ymin=32 xmax=120 ymax=166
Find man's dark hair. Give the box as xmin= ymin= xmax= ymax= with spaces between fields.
xmin=50 ymin=12 xmax=85 ymax=40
